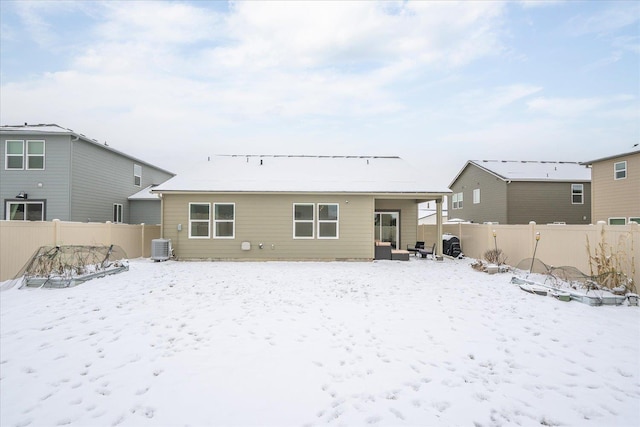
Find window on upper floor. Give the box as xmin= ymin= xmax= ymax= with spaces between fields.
xmin=614 ymin=161 xmax=627 ymax=180
xmin=113 ymin=203 xmax=123 ymax=223
xmin=318 ymin=203 xmax=339 ymax=239
xmin=189 ymin=203 xmax=210 ymax=238
xmin=214 ymin=203 xmax=235 ymax=238
xmin=608 ymin=217 xmax=626 ymax=225
xmin=452 ymin=192 xmax=463 ymax=209
xmin=5 ymin=140 xmax=45 ymax=170
xmin=571 ymin=184 xmax=584 ymax=204
xmin=134 ymin=164 xmax=142 ymax=186
xmin=27 ymin=140 xmax=45 ymax=169
xmin=473 ymin=189 xmax=480 ymax=204
xmin=6 ymin=201 xmax=45 ymax=221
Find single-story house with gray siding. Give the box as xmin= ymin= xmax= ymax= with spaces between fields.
xmin=152 ymin=155 xmax=450 ymax=260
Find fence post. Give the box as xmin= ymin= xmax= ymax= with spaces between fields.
xmin=529 ymin=221 xmax=537 ymax=256
xmin=141 ymin=223 xmax=146 ymax=258
xmin=105 ymin=221 xmax=112 ymax=245
xmin=53 ymin=219 xmax=61 ymax=245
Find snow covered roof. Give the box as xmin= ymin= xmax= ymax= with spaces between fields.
xmin=128 ymin=185 xmax=160 ymax=200
xmin=450 ymin=160 xmax=591 ymax=187
xmin=0 ymin=124 xmax=75 ymax=134
xmin=581 ymin=149 xmax=640 ymax=165
xmin=153 ymin=155 xmax=450 ymax=195
xmin=0 ymin=124 xmax=175 ymax=176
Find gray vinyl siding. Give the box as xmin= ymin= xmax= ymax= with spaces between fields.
xmin=129 ymin=200 xmax=162 ymax=225
xmin=162 ymin=193 xmax=378 ymax=260
xmin=449 ymin=165 xmax=508 ymax=224
xmin=590 ymin=152 xmax=640 ymax=223
xmin=70 ymin=139 xmax=174 ymax=223
xmin=449 ymin=163 xmax=591 ymax=224
xmin=2 ymin=129 xmax=173 ymax=223
xmin=1 ymin=134 xmax=72 ymax=221
xmin=507 ymin=181 xmax=591 ymax=225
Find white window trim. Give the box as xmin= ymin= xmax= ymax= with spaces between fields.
xmin=134 ymin=164 xmax=142 ymax=187
xmin=608 ymin=217 xmax=626 ymax=225
xmin=5 ymin=201 xmax=45 ymax=221
xmin=213 ymin=203 xmax=235 ymax=239
xmin=614 ymin=161 xmax=627 ymax=180
xmin=571 ymin=184 xmax=584 ymax=205
xmin=473 ymin=189 xmax=480 ymax=204
xmin=453 ymin=192 xmax=463 ymax=209
xmin=317 ymin=203 xmax=339 ymax=239
xmin=293 ymin=203 xmax=315 ymax=239
xmin=5 ymin=140 xmax=24 ymax=170
xmin=189 ymin=202 xmax=211 ymax=239
xmin=26 ymin=140 xmax=45 ymax=170
xmin=629 ymin=217 xmax=640 ymax=225
xmin=113 ymin=203 xmax=123 ymax=223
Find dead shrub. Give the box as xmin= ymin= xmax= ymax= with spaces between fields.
xmin=483 ymin=248 xmax=507 ymax=266
xmin=586 ymin=229 xmax=636 ymax=294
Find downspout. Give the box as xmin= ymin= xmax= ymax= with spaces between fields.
xmin=69 ymin=134 xmax=79 ymax=221
xmin=436 ymin=198 xmax=443 ymax=261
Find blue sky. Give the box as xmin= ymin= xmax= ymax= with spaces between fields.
xmin=1 ymin=1 xmax=638 ymax=188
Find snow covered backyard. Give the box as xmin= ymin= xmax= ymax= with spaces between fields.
xmin=1 ymin=258 xmax=639 ymax=427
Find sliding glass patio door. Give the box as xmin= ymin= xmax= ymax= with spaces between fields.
xmin=374 ymin=212 xmax=399 ymax=249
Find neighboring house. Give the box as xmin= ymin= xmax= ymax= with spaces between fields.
xmin=152 ymin=155 xmax=450 ymax=260
xmin=1 ymin=124 xmax=174 ymax=223
xmin=419 ymin=200 xmax=448 ymax=225
xmin=448 ymin=160 xmax=591 ymax=225
xmin=128 ymin=185 xmax=163 ymax=225
xmin=581 ymin=149 xmax=640 ymax=225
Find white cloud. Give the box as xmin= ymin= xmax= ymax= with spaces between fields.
xmin=3 ymin=0 xmax=509 ymax=126
xmin=2 ymin=1 xmax=637 ymax=186
xmin=451 ymin=84 xmax=543 ymax=121
xmin=96 ymin=2 xmax=224 ymax=45
xmin=567 ymin=3 xmax=640 ymax=36
xmin=527 ymin=95 xmax=636 ymax=118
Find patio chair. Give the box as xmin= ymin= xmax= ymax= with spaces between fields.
xmin=418 ymin=243 xmax=436 ymax=259
xmin=407 ymin=241 xmax=425 ymax=256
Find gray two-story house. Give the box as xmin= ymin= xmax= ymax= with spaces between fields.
xmin=1 ymin=124 xmax=174 ymax=224
xmin=448 ymin=160 xmax=591 ymax=224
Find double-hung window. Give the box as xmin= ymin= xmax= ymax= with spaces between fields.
xmin=189 ymin=203 xmax=210 ymax=238
xmin=318 ymin=203 xmax=339 ymax=239
xmin=6 ymin=201 xmax=45 ymax=221
xmin=473 ymin=189 xmax=480 ymax=204
xmin=27 ymin=140 xmax=45 ymax=169
xmin=614 ymin=161 xmax=627 ymax=180
xmin=452 ymin=192 xmax=463 ymax=209
xmin=5 ymin=140 xmax=24 ymax=169
xmin=571 ymin=184 xmax=584 ymax=204
xmin=293 ymin=204 xmax=314 ymax=238
xmin=134 ymin=164 xmax=142 ymax=186
xmin=5 ymin=140 xmax=45 ymax=170
xmin=214 ymin=203 xmax=235 ymax=238
xmin=113 ymin=204 xmax=123 ymax=223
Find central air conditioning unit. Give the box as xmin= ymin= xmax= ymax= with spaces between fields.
xmin=151 ymin=239 xmax=172 ymax=262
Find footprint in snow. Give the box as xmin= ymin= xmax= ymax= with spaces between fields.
xmin=389 ymin=408 xmax=405 ymax=420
